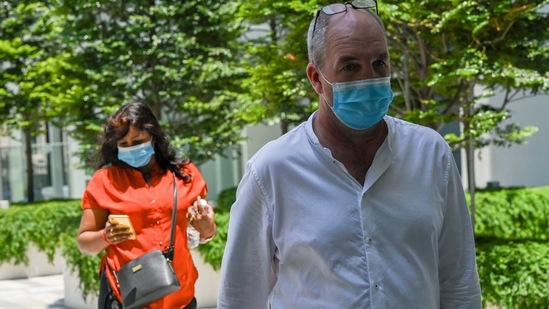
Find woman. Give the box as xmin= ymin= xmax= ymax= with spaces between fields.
xmin=77 ymin=102 xmax=217 ymax=309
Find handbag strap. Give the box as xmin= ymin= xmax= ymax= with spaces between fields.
xmin=163 ymin=171 xmax=178 ymax=261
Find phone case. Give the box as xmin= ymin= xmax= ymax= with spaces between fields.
xmin=108 ymin=214 xmax=136 ymax=239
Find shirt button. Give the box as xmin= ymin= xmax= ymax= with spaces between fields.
xmin=159 ymin=242 xmax=163 ymax=246
xmin=156 ymin=221 xmax=160 ymax=225
xmin=152 ymin=199 xmax=156 ymax=204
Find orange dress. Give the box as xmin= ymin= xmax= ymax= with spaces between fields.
xmin=81 ymin=163 xmax=207 ymax=308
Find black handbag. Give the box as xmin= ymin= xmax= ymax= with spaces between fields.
xmin=116 ymin=172 xmax=181 ymax=309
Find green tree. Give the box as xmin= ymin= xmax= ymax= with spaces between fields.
xmin=235 ymin=0 xmax=319 ymax=134
xmin=236 ymin=0 xmax=548 ymax=228
xmin=53 ymin=0 xmax=248 ymax=167
xmin=0 ymin=1 xmax=85 ymax=202
xmin=382 ymin=0 xmax=549 ymax=226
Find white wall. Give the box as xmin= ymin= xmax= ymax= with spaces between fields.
xmin=0 ymin=245 xmax=64 ymax=280
xmin=240 ymin=122 xmax=283 ymax=168
xmin=240 ymin=101 xmax=549 ymax=191
xmin=199 ymin=149 xmax=242 ymax=203
xmin=67 ymin=135 xmax=89 ymax=200
xmin=238 ymin=95 xmax=549 ymax=191
xmin=463 ymin=91 xmax=549 ymax=189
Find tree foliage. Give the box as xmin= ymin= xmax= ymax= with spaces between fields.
xmin=235 ymin=0 xmax=321 ymax=133
xmin=53 ymin=0 xmax=248 ymax=167
xmin=382 ymin=0 xmax=548 ymax=149
xmin=1 ymin=0 xmax=548 ymax=193
xmin=0 ymin=1 xmax=85 ymax=201
xmin=234 ymin=1 xmax=547 ymax=228
xmin=0 ymin=2 xmax=77 ymax=130
xmin=237 ymin=0 xmax=548 ymax=147
xmin=379 ymin=0 xmax=548 ymax=224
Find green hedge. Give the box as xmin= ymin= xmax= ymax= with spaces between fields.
xmin=476 ymin=239 xmax=549 ymax=308
xmin=0 ymin=200 xmax=78 ymax=264
xmin=473 ymin=187 xmax=549 ymax=240
xmin=200 ymin=186 xmax=549 ymax=308
xmin=0 ymin=186 xmax=548 ymax=307
xmin=473 ymin=187 xmax=549 ymax=308
xmin=0 ymin=200 xmax=101 ymax=297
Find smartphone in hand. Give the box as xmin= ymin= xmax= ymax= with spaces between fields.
xmin=108 ymin=214 xmax=136 ymax=239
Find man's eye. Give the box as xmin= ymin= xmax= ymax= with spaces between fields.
xmin=342 ymin=63 xmax=360 ymax=72
xmin=373 ymin=60 xmax=386 ymax=67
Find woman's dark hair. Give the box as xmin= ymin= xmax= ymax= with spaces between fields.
xmin=98 ymin=102 xmax=191 ymax=182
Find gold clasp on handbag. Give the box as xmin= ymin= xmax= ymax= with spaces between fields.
xmin=132 ymin=264 xmax=143 ymax=273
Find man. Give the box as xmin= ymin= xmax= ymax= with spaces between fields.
xmin=218 ymin=1 xmax=482 ymax=308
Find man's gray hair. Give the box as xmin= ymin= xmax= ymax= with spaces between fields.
xmin=307 ymin=8 xmax=385 ymax=69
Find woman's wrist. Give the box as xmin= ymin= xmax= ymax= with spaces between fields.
xmin=199 ymin=226 xmax=217 ymax=244
xmin=101 ymin=228 xmax=110 ymax=244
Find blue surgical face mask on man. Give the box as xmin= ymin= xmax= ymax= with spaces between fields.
xmin=117 ymin=140 xmax=155 ymax=168
xmin=320 ymin=72 xmax=394 ymax=130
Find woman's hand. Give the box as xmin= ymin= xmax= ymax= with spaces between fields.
xmin=187 ymin=195 xmax=217 ymax=240
xmin=103 ymin=217 xmax=135 ymax=245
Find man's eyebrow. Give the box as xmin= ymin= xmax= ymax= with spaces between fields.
xmin=337 ymin=51 xmax=389 ymax=63
xmin=338 ymin=55 xmax=359 ymax=63
xmin=334 ymin=57 xmax=358 ymax=72
xmin=378 ymin=52 xmax=389 ymax=60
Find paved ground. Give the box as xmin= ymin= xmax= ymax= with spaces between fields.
xmin=0 ymin=274 xmax=496 ymax=309
xmin=0 ymin=274 xmax=68 ymax=309
xmin=0 ymin=274 xmax=217 ymax=309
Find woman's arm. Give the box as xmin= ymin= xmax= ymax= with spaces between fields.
xmin=77 ymin=208 xmax=110 ymax=255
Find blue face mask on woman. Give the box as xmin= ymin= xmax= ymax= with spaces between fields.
xmin=117 ymin=140 xmax=155 ymax=168
xmin=321 ymin=73 xmax=394 ymax=130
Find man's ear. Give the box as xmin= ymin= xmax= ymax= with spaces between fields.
xmin=306 ymin=63 xmax=323 ymax=95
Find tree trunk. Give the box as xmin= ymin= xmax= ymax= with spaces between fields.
xmin=24 ymin=126 xmax=35 ymax=203
xmin=280 ymin=120 xmax=289 ymax=135
xmin=466 ymin=131 xmax=476 ymax=232
xmin=465 ymin=82 xmax=476 ymax=232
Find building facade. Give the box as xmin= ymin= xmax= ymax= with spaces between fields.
xmin=0 ymin=92 xmax=547 ymax=205
xmin=462 ymin=92 xmax=549 ymax=189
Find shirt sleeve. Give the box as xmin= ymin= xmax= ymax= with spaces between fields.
xmin=438 ymin=151 xmax=482 ymax=308
xmin=81 ymin=170 xmax=106 ymax=210
xmin=217 ymin=163 xmax=275 ymax=309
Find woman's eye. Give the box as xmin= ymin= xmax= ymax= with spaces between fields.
xmin=118 ymin=140 xmax=144 ymax=147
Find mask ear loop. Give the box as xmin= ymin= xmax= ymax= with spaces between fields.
xmin=315 ymin=67 xmax=334 ymax=107
xmin=315 ymin=68 xmax=353 ymax=127
xmin=317 ymin=68 xmax=333 ymax=86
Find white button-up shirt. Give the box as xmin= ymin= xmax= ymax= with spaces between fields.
xmin=218 ymin=114 xmax=481 ymax=309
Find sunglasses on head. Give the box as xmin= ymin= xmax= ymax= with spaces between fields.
xmin=312 ymin=0 xmax=379 ymax=37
